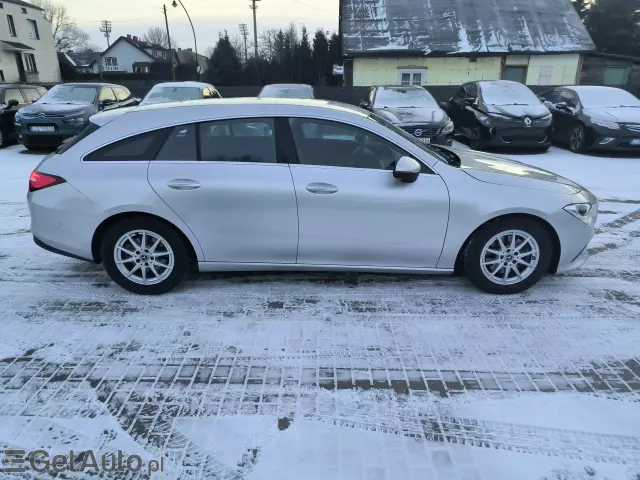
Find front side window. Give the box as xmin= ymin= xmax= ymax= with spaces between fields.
xmin=24 ymin=53 xmax=37 ymax=73
xmin=38 ymin=85 xmax=97 ymax=105
xmin=558 ymin=91 xmax=578 ymax=109
xmin=85 ymin=129 xmax=169 ymax=162
xmin=199 ymin=118 xmax=276 ymax=163
xmin=21 ymin=88 xmax=40 ymax=103
xmin=113 ymin=87 xmax=130 ymax=102
xmin=27 ymin=19 xmax=39 ymax=39
xmin=289 ymin=118 xmax=406 ymax=171
xmin=6 ymin=14 xmax=15 ymax=36
xmin=99 ymin=88 xmax=117 ymax=102
xmin=202 ymin=88 xmax=212 ymax=99
xmin=156 ymin=124 xmax=198 ymax=161
xmin=4 ymin=88 xmax=24 ymax=105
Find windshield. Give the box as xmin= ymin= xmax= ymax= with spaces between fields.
xmin=38 ymin=85 xmax=97 ymax=105
xmin=368 ymin=112 xmax=459 ymax=167
xmin=259 ymin=85 xmax=314 ymax=99
xmin=480 ymin=82 xmax=541 ymax=106
xmin=141 ymin=86 xmax=202 ymax=105
xmin=374 ymin=88 xmax=438 ymax=109
xmin=577 ymin=88 xmax=640 ymax=108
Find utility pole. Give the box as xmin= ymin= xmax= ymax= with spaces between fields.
xmin=239 ymin=23 xmax=249 ymax=63
xmin=163 ymin=5 xmax=176 ymax=80
xmin=249 ymin=0 xmax=261 ymax=60
xmin=100 ymin=20 xmax=112 ymax=48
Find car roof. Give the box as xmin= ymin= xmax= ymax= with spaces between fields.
xmin=0 ymin=84 xmax=45 ymax=89
xmin=54 ymin=83 xmax=121 ymax=88
xmin=262 ymin=84 xmax=313 ymax=89
xmin=91 ymin=98 xmax=365 ymax=127
xmin=375 ymin=85 xmax=424 ymax=90
xmin=149 ymin=81 xmax=214 ymax=89
xmin=565 ymin=86 xmax=626 ymax=94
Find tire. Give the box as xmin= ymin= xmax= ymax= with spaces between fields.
xmin=100 ymin=217 xmax=191 ymax=295
xmin=0 ymin=129 xmax=5 ymax=148
xmin=469 ymin=127 xmax=485 ymax=150
xmin=568 ymin=124 xmax=586 ymax=153
xmin=463 ymin=217 xmax=553 ymax=294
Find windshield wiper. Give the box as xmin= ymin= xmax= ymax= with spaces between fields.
xmin=429 ymin=145 xmax=461 ymax=167
xmin=617 ymin=105 xmax=640 ymax=108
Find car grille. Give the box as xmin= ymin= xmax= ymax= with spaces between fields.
xmin=501 ymin=135 xmax=548 ymax=144
xmin=622 ymin=124 xmax=640 ymax=133
xmin=21 ymin=112 xmax=65 ymax=119
xmin=401 ymin=126 xmax=440 ymax=138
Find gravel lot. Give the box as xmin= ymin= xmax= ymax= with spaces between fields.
xmin=1 ymin=143 xmax=639 ymax=479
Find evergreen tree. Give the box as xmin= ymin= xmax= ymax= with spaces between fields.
xmin=585 ymin=0 xmax=640 ymax=56
xmin=294 ymin=26 xmax=314 ymax=84
xmin=312 ymin=30 xmax=331 ymax=84
xmin=205 ymin=32 xmax=242 ymax=85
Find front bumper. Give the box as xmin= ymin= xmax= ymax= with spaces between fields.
xmin=556 ymin=246 xmax=589 ymax=274
xmin=484 ymin=125 xmax=553 ymax=147
xmin=588 ymin=133 xmax=640 ymax=151
xmin=15 ymin=118 xmax=84 ymax=147
xmin=399 ymin=125 xmax=453 ymax=146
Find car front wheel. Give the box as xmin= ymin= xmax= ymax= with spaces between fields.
xmin=568 ymin=124 xmax=586 ymax=153
xmin=463 ymin=218 xmax=552 ymax=294
xmin=101 ymin=217 xmax=190 ymax=295
xmin=469 ymin=127 xmax=485 ymax=150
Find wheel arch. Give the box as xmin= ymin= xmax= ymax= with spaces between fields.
xmin=91 ymin=212 xmax=200 ymax=271
xmin=453 ymin=213 xmax=561 ymax=275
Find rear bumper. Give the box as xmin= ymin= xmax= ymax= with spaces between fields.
xmin=33 ymin=236 xmax=94 ymax=262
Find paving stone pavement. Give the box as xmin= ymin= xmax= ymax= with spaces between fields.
xmin=1 ymin=153 xmax=640 ymax=478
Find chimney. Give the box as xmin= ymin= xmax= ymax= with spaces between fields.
xmin=127 ymin=34 xmax=132 ymax=40
xmin=133 ymin=36 xmax=139 ymax=42
xmin=187 ymin=48 xmax=192 ymax=52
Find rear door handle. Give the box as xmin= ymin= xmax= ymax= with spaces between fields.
xmin=167 ymin=179 xmax=201 ymax=190
xmin=306 ymin=182 xmax=338 ymax=195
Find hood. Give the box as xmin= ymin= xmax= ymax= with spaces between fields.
xmin=19 ymin=102 xmax=97 ymax=116
xmin=483 ymin=103 xmax=549 ymax=119
xmin=451 ymin=148 xmax=583 ymax=194
xmin=585 ymin=107 xmax=640 ymax=124
xmin=375 ymin=106 xmax=447 ymax=125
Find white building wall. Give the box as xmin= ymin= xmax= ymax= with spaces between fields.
xmin=0 ymin=1 xmax=61 ymax=83
xmin=100 ymin=40 xmax=154 ymax=73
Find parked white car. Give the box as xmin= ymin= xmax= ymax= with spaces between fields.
xmin=139 ymin=82 xmax=221 ymax=105
xmin=27 ymin=99 xmax=597 ymax=295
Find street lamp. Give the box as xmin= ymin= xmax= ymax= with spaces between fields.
xmin=172 ymin=0 xmax=201 ymax=80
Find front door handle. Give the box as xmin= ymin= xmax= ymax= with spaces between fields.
xmin=167 ymin=179 xmax=201 ymax=190
xmin=306 ymin=182 xmax=338 ymax=195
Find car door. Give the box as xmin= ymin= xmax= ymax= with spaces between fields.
xmin=448 ymin=84 xmax=475 ymax=133
xmin=147 ymin=117 xmax=299 ymax=264
xmin=553 ymin=90 xmax=580 ymax=140
xmin=539 ymin=89 xmax=560 ymax=139
xmin=286 ymin=117 xmax=450 ymax=268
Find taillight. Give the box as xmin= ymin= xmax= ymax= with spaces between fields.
xmin=29 ymin=170 xmax=66 ymax=192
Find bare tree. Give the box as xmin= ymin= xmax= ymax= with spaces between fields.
xmin=31 ymin=0 xmax=91 ymax=51
xmin=259 ymin=29 xmax=279 ymax=61
xmin=142 ymin=27 xmax=177 ymax=49
xmin=80 ymin=43 xmax=102 ymax=53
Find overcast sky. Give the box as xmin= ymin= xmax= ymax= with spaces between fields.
xmin=62 ymin=0 xmax=339 ymax=52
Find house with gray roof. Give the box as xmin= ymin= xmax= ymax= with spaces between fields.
xmin=339 ymin=0 xmax=596 ymax=87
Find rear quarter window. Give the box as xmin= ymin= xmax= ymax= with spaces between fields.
xmin=85 ymin=129 xmax=169 ymax=161
xmin=56 ymin=122 xmax=101 ymax=154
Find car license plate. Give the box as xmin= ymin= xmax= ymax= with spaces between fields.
xmin=631 ymin=139 xmax=640 ymax=146
xmin=29 ymin=126 xmax=56 ymax=132
xmin=418 ymin=137 xmax=431 ymax=144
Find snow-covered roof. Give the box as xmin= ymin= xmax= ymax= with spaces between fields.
xmin=341 ymin=0 xmax=596 ymax=56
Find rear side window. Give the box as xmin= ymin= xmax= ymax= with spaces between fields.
xmin=56 ymin=122 xmax=101 ymax=154
xmin=156 ymin=124 xmax=197 ymax=161
xmin=199 ymin=118 xmax=276 ymax=163
xmin=4 ymin=88 xmax=24 ymax=104
xmin=85 ymin=129 xmax=169 ymax=161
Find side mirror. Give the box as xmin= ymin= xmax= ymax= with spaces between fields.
xmin=99 ymin=99 xmax=115 ymax=109
xmin=6 ymin=99 xmax=19 ymax=108
xmin=393 ymin=156 xmax=421 ymax=184
xmin=439 ymin=101 xmax=449 ymax=110
xmin=359 ymin=99 xmax=371 ymax=110
xmin=555 ymin=101 xmax=568 ymax=110
xmin=464 ymin=97 xmax=475 ymax=105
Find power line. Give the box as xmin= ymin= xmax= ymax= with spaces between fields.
xmin=288 ymin=0 xmax=333 ymax=13
xmin=99 ymin=20 xmax=112 ymax=48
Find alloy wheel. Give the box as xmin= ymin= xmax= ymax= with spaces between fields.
xmin=470 ymin=128 xmax=481 ymax=149
xmin=114 ymin=230 xmax=175 ymax=286
xmin=570 ymin=127 xmax=584 ymax=151
xmin=480 ymin=230 xmax=540 ymax=285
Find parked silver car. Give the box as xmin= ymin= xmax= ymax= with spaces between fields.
xmin=27 ymin=99 xmax=597 ymax=295
xmin=258 ymin=84 xmax=315 ymax=99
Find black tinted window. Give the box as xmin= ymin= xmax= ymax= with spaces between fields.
xmin=4 ymin=88 xmax=24 ymax=104
xmin=289 ymin=118 xmax=405 ymax=170
xmin=540 ymin=90 xmax=558 ymax=104
xmin=559 ymin=91 xmax=578 ymax=109
xmin=86 ymin=129 xmax=168 ymax=161
xmin=156 ymin=124 xmax=197 ymax=161
xmin=57 ymin=122 xmax=101 ymax=154
xmin=199 ymin=118 xmax=276 ymax=163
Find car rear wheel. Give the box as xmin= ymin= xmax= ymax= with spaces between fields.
xmin=101 ymin=217 xmax=190 ymax=295
xmin=0 ymin=129 xmax=5 ymax=148
xmin=463 ymin=218 xmax=552 ymax=294
xmin=469 ymin=127 xmax=485 ymax=150
xmin=568 ymin=124 xmax=586 ymax=153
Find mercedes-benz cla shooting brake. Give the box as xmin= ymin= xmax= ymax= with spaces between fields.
xmin=28 ymin=99 xmax=597 ymax=295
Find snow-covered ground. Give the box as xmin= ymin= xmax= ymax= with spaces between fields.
xmin=1 ymin=143 xmax=639 ymax=479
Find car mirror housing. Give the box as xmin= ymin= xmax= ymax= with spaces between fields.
xmin=439 ymin=101 xmax=449 ymax=110
xmin=6 ymin=99 xmax=19 ymax=108
xmin=556 ymin=101 xmax=569 ymax=110
xmin=393 ymin=156 xmax=421 ymax=183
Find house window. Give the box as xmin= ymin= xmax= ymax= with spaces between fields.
xmin=24 ymin=53 xmax=37 ymax=73
xmin=538 ymin=66 xmax=553 ymax=85
xmin=604 ymin=66 xmax=630 ymax=86
xmin=21 ymin=7 xmax=27 ymax=13
xmin=0 ymin=3 xmax=4 ymax=9
xmin=133 ymin=64 xmax=149 ymax=73
xmin=503 ymin=66 xmax=527 ymax=84
xmin=6 ymin=14 xmax=16 ymax=36
xmin=27 ymin=19 xmax=39 ymax=39
xmin=0 ymin=71 xmax=4 ymax=82
xmin=104 ymin=57 xmax=118 ymax=68
xmin=398 ymin=69 xmax=426 ymax=86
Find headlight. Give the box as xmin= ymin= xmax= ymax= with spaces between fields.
xmin=63 ymin=114 xmax=87 ymax=127
xmin=541 ymin=113 xmax=552 ymax=121
xmin=591 ymin=117 xmax=619 ymax=130
xmin=442 ymin=121 xmax=454 ymax=135
xmin=14 ymin=112 xmax=23 ymax=125
xmin=477 ymin=115 xmax=492 ymax=126
xmin=564 ymin=203 xmax=598 ymax=226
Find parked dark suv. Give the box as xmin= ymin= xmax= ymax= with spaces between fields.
xmin=0 ymin=84 xmax=47 ymax=148
xmin=15 ymin=83 xmax=138 ymax=149
xmin=443 ymin=80 xmax=553 ymax=151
